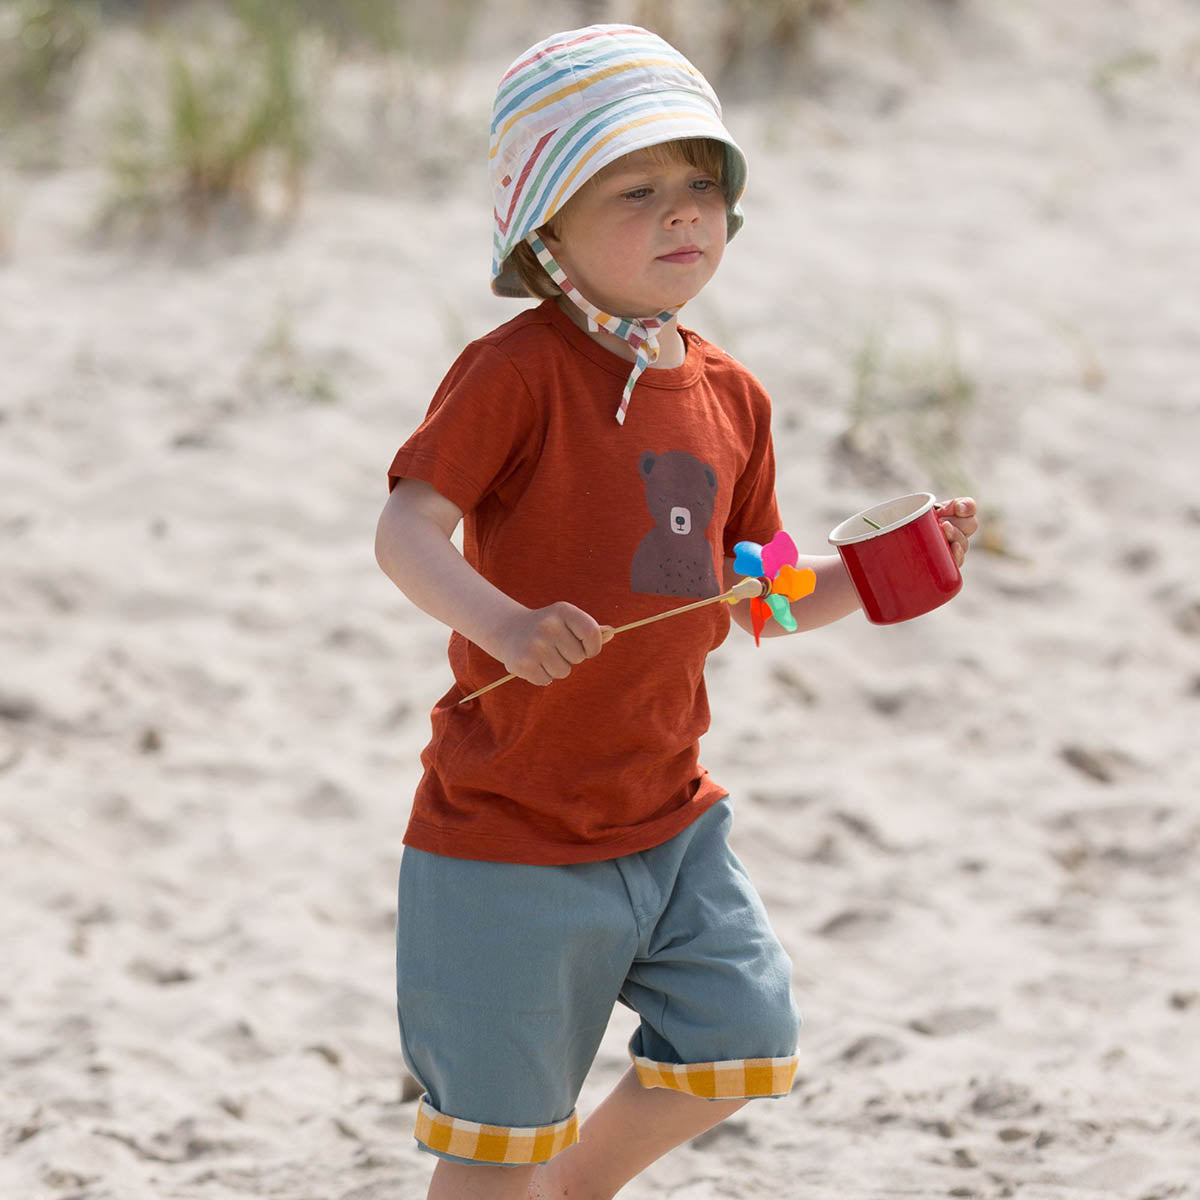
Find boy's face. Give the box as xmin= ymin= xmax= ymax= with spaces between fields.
xmin=542 ymin=147 xmax=727 ymax=316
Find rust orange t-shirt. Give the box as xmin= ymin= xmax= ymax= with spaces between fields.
xmin=388 ymin=300 xmax=781 ymax=865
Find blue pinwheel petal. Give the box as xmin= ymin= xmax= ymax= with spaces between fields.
xmin=733 ymin=540 xmax=764 ymax=577
xmin=766 ymin=592 xmax=797 ymax=632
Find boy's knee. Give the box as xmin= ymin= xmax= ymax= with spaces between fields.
xmin=735 ymin=974 xmax=801 ymax=1060
xmin=769 ymin=990 xmax=803 ymax=1056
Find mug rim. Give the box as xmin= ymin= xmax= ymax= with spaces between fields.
xmin=827 ymin=491 xmax=937 ymax=547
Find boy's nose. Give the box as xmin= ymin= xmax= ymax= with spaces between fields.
xmin=665 ymin=193 xmax=702 ymax=226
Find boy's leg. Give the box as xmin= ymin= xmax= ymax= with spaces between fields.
xmin=398 ymin=849 xmax=640 ymax=1194
xmin=528 ymin=799 xmax=800 ymax=1199
xmin=531 ymin=1068 xmax=747 ymax=1200
xmin=428 ymin=1160 xmax=537 ymax=1200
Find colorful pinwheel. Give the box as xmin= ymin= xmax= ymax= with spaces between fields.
xmin=733 ymin=531 xmax=817 ymax=645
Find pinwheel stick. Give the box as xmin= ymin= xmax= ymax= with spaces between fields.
xmin=457 ymin=576 xmax=766 ymax=705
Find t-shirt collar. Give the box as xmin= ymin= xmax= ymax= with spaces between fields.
xmin=528 ymin=231 xmax=681 ymax=425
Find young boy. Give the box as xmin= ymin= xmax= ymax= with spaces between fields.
xmin=375 ymin=24 xmax=978 ymax=1200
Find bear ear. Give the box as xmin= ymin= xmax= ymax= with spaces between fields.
xmin=704 ymin=463 xmax=717 ymax=491
xmin=639 ymin=451 xmax=658 ymax=478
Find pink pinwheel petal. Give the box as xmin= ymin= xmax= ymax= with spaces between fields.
xmin=761 ymin=530 xmax=798 ymax=578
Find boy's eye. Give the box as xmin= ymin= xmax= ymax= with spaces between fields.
xmin=618 ymin=177 xmax=719 ymax=201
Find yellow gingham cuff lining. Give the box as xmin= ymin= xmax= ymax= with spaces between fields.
xmin=631 ymin=1052 xmax=799 ymax=1099
xmin=413 ymin=1096 xmax=579 ymax=1164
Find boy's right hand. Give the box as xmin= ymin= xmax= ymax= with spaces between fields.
xmin=493 ymin=603 xmax=610 ymax=687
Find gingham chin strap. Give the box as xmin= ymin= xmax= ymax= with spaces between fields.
xmin=527 ymin=231 xmax=677 ymax=425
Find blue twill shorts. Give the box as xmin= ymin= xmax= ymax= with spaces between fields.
xmin=394 ymin=798 xmax=801 ymax=1166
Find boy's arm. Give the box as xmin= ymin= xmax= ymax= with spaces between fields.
xmin=723 ymin=555 xmax=861 ymax=637
xmin=375 ymin=478 xmax=607 ymax=686
xmin=723 ymin=498 xmax=979 ymax=638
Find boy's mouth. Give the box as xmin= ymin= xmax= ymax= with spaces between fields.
xmin=657 ymin=245 xmax=702 ymax=264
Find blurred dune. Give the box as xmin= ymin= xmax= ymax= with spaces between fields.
xmin=2 ymin=2 xmax=1198 ymax=1197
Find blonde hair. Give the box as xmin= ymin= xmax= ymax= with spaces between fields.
xmin=509 ymin=137 xmax=728 ymax=300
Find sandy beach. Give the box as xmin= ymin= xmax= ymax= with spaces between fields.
xmin=3 ymin=2 xmax=1199 ymax=1197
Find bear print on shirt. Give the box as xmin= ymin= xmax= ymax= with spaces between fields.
xmin=630 ymin=450 xmax=721 ymax=599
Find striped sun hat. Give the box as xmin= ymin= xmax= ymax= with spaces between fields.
xmin=489 ymin=24 xmax=748 ymax=300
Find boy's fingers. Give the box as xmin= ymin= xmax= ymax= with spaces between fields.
xmin=531 ymin=644 xmax=574 ymax=681
xmin=937 ymin=496 xmax=976 ymax=515
xmin=561 ymin=605 xmax=607 ymax=657
xmin=938 ymin=501 xmax=978 ymax=540
xmin=559 ymin=637 xmax=589 ymax=666
xmin=941 ymin=521 xmax=969 ymax=568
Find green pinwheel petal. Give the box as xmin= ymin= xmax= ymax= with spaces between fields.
xmin=766 ymin=592 xmax=797 ymax=632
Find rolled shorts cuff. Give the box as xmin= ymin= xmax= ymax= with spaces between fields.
xmin=413 ymin=1095 xmax=579 ymax=1164
xmin=630 ymin=1051 xmax=799 ymax=1100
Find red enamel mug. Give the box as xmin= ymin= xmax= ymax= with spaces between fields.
xmin=828 ymin=492 xmax=963 ymax=625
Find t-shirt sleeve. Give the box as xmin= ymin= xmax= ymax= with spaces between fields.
xmin=387 ymin=340 xmax=542 ymax=513
xmin=723 ymin=377 xmax=782 ymax=554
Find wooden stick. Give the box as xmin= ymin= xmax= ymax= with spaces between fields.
xmin=606 ymin=576 xmax=764 ymax=635
xmin=457 ymin=577 xmax=765 ymax=705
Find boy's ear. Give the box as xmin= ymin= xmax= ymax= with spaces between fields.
xmin=538 ymin=220 xmax=564 ymax=252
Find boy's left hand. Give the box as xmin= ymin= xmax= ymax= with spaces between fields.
xmin=936 ymin=497 xmax=979 ymax=568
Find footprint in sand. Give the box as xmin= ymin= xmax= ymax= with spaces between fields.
xmin=968 ymin=1078 xmax=1039 ymax=1120
xmin=908 ymin=1006 xmax=997 ymax=1037
xmin=815 ymin=908 xmax=891 ymax=939
xmin=200 ymin=1019 xmax=272 ymax=1063
xmin=837 ymin=1034 xmax=907 ymax=1067
xmin=1059 ymin=743 xmax=1139 ymax=784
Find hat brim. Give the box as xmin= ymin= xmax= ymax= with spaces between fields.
xmin=492 ymin=92 xmax=747 ymax=298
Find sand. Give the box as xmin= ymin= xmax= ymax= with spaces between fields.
xmin=2 ymin=1 xmax=1198 ymax=1197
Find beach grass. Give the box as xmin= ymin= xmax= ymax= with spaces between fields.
xmin=840 ymin=315 xmax=978 ymax=505
xmin=0 ymin=0 xmax=96 ymax=111
xmin=629 ymin=0 xmax=853 ymax=83
xmin=4 ymin=0 xmax=860 ymax=231
xmin=245 ymin=299 xmax=341 ymax=406
xmin=100 ymin=1 xmax=319 ymax=232
xmin=0 ymin=0 xmax=98 ymax=167
xmin=841 ymin=316 xmax=1013 ymax=553
xmin=93 ymin=0 xmax=498 ymax=233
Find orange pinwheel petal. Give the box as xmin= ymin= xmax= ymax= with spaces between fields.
xmin=771 ymin=564 xmax=816 ymax=602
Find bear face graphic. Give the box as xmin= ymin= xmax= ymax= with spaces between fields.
xmin=630 ymin=450 xmax=721 ymax=599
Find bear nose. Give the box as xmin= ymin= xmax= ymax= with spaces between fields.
xmin=670 ymin=506 xmax=692 ymax=535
